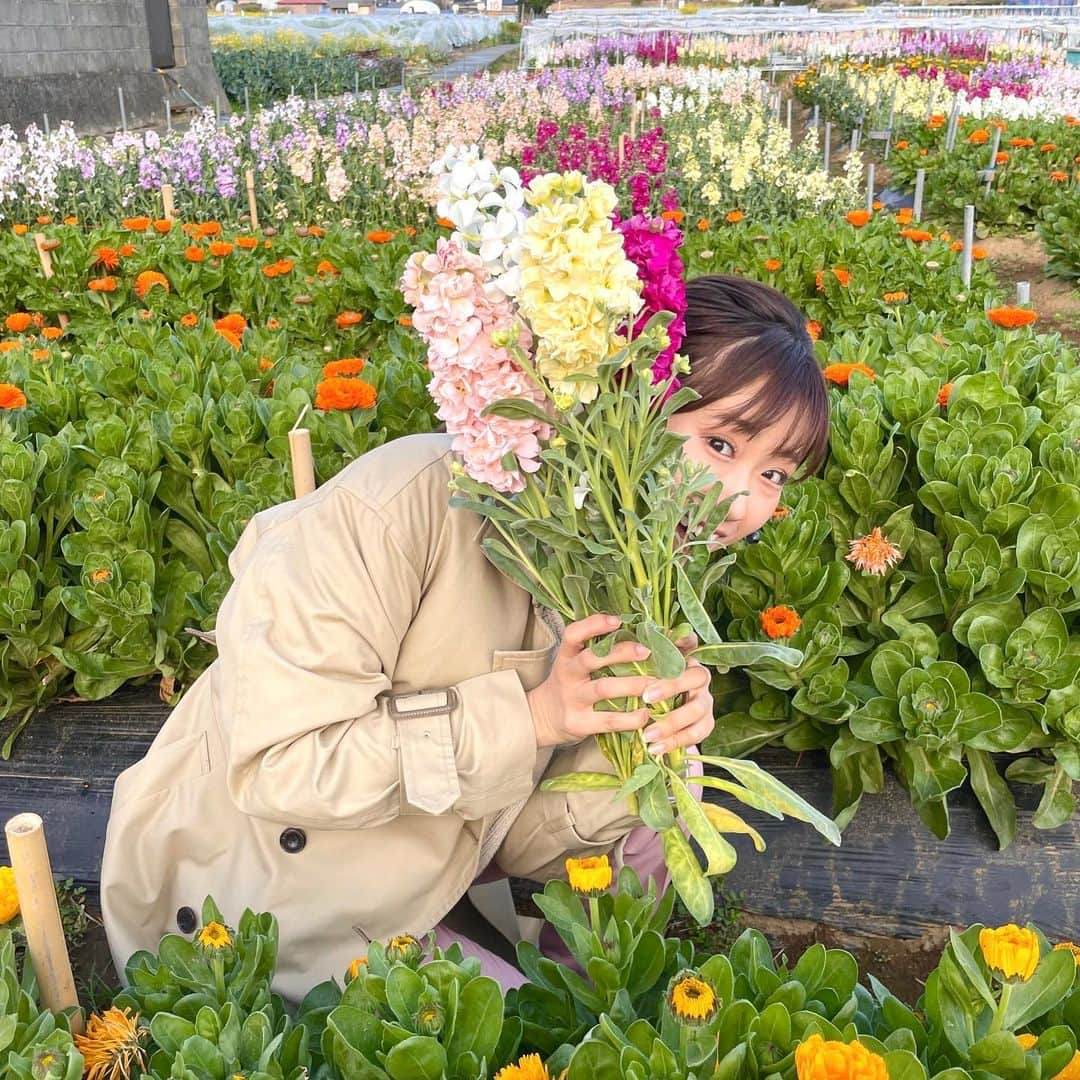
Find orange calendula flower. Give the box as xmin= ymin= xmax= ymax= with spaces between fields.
xmin=193 ymin=221 xmax=222 ymax=238
xmin=816 ymin=268 xmax=852 ymax=290
xmin=1055 ymin=1052 xmax=1080 ymax=1080
xmin=36 ymin=215 xmax=52 ymax=225
xmin=1010 ymin=137 xmax=1035 ymax=148
xmin=122 ymin=216 xmax=151 ymax=231
xmin=236 ymin=235 xmax=259 ymax=250
xmin=88 ymin=276 xmax=118 ymax=292
xmin=366 ymin=229 xmax=394 ymax=244
xmin=972 ymin=246 xmax=987 ymax=260
xmin=267 ymin=317 xmax=282 ymax=330
xmin=899 ymin=228 xmax=933 ymax=242
xmin=823 ymin=362 xmax=875 ymax=386
xmin=436 ymin=217 xmax=455 ymax=228
xmin=153 ymin=218 xmax=172 ymax=233
xmin=725 ymin=210 xmax=743 ymax=223
xmin=980 ymin=924 xmax=1039 ymax=982
xmin=0 ymin=384 xmax=28 ymax=410
xmin=337 ymin=310 xmax=364 ymax=329
xmin=209 ymin=241 xmax=234 ymax=257
xmin=1040 ymin=143 xmax=1056 ymax=152
xmin=760 ymin=605 xmax=801 ymax=640
xmin=968 ymin=129 xmax=990 ymax=144
xmin=322 ymin=357 xmax=366 ymax=379
xmin=64 ymin=216 xmax=79 ymax=226
xmin=846 ymin=527 xmax=902 ymax=576
xmin=4 ymin=313 xmax=32 ymax=333
xmin=996 ymin=152 xmax=1010 ymax=165
xmin=1050 ymin=171 xmax=1069 ymax=182
xmin=404 ymin=226 xmax=418 ymax=237
xmin=987 ymin=306 xmax=1037 ymax=329
xmin=90 ymin=568 xmax=112 ymax=584
xmin=214 ymin=313 xmax=248 ymax=350
xmin=493 ymin=1053 xmax=551 ymax=1080
xmin=314 ymin=376 xmax=378 ymax=411
xmin=937 ymin=382 xmax=953 ymax=407
xmin=398 ymin=315 xmax=413 ymax=327
xmin=872 ymin=200 xmax=884 ymax=211
xmin=1016 ymin=1034 xmax=1038 ymax=1051
xmin=134 ymin=270 xmax=169 ymax=299
xmin=696 ymin=218 xmax=710 ymax=231
xmin=896 ymin=208 xmax=914 ymax=224
xmin=74 ymin=1006 xmax=147 ymax=1080
xmin=94 ymin=247 xmax=120 ymax=270
xmin=0 ymin=341 xmax=21 ymax=353
xmin=12 ymin=223 xmax=28 ymax=235
xmin=185 ymin=246 xmax=204 ymax=263
xmin=895 ymin=140 xmax=909 ymax=150
xmin=41 ymin=326 xmax=63 ymax=340
xmin=259 ymin=357 xmax=275 ymax=372
xmin=308 ymin=225 xmax=326 ymax=238
xmin=794 ymin=1034 xmax=888 ymax=1080
xmin=316 ymin=259 xmax=339 ymax=277
xmin=764 ymin=258 xmax=782 ymax=272
xmin=180 ymin=313 xmax=199 ymax=328
xmin=845 ymin=209 xmax=871 ymax=227
xmin=660 ymin=209 xmax=685 ymax=223
xmin=772 ymin=505 xmax=791 ymax=519
xmin=883 ymin=291 xmax=908 ymax=304
xmin=805 ymin=320 xmax=822 ymax=341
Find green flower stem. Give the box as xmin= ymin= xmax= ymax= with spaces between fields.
xmin=988 ymin=980 xmax=1013 ymax=1035
xmin=588 ymin=896 xmax=602 ymax=941
xmin=213 ymin=952 xmax=226 ymax=1003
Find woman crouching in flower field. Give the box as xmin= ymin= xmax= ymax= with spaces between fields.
xmin=101 ymin=152 xmax=834 ymax=1003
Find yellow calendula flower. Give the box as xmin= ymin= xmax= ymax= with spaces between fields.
xmin=1055 ymin=942 xmax=1080 ymax=965
xmin=346 ymin=956 xmax=369 ymax=980
xmin=0 ymin=866 xmax=19 ymax=924
xmin=494 ymin=1053 xmax=551 ymax=1080
xmin=979 ymin=925 xmax=1039 ymax=982
xmin=1016 ymin=1033 xmax=1038 ymax=1050
xmin=565 ymin=854 xmax=612 ymax=897
xmin=1055 ymin=1051 xmax=1080 ymax=1080
xmin=794 ymin=1033 xmax=888 ymax=1080
xmin=667 ymin=971 xmax=718 ymax=1026
xmin=74 ymin=1007 xmax=147 ymax=1080
xmin=197 ymin=921 xmax=232 ymax=950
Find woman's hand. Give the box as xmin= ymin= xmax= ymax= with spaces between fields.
xmin=526 ymin=616 xmax=715 ymax=751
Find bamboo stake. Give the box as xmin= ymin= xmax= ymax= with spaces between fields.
xmin=245 ymin=169 xmax=259 ymax=231
xmin=288 ymin=414 xmax=316 ymax=500
xmin=33 ymin=234 xmax=69 ymax=329
xmin=5 ymin=814 xmax=82 ymax=1033
xmin=161 ymin=183 xmax=175 ymax=222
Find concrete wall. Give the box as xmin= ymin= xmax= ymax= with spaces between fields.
xmin=0 ymin=0 xmax=226 ymax=134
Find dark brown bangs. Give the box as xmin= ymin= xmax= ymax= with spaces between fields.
xmin=680 ymin=275 xmax=831 ymax=476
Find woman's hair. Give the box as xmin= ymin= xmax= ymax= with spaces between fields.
xmin=679 ymin=274 xmax=830 ymax=476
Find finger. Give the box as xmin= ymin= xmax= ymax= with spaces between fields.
xmin=643 ymin=690 xmax=714 ymax=749
xmin=587 ymin=674 xmax=657 ymax=705
xmin=644 ymin=709 xmax=715 ymax=755
xmin=579 ymin=708 xmax=650 ymax=736
xmin=641 ymin=664 xmax=710 ymax=705
xmin=580 ymin=640 xmax=651 ymax=673
xmin=561 ymin=614 xmax=621 ymax=655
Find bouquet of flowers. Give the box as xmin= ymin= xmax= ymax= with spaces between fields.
xmin=401 ymin=145 xmax=839 ymax=923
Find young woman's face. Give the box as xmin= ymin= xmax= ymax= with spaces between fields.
xmin=666 ymin=384 xmax=804 ymax=545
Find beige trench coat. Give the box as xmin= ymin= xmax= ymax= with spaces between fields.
xmin=101 ymin=433 xmax=640 ymax=1002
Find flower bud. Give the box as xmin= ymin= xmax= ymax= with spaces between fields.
xmin=32 ymin=1048 xmax=64 ymax=1080
xmin=386 ymin=934 xmax=424 ymax=966
xmin=414 ymin=1002 xmax=445 ymax=1036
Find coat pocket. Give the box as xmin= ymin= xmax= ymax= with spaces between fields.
xmin=112 ymin=730 xmax=212 ymax=806
xmin=490 ymin=646 xmax=555 ymax=691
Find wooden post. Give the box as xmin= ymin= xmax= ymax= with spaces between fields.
xmin=161 ymin=184 xmax=175 ymax=222
xmin=617 ymin=132 xmax=626 ymax=168
xmin=961 ymin=204 xmax=975 ymax=287
xmin=288 ymin=428 xmax=316 ymax=500
xmin=5 ymin=814 xmax=82 ymax=1033
xmin=34 ymin=234 xmax=69 ymax=329
xmin=913 ymin=168 xmax=926 ymax=221
xmin=245 ymin=169 xmax=259 ymax=231
xmin=866 ymin=163 xmax=875 ymax=213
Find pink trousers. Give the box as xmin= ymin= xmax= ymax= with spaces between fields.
xmin=433 ymin=757 xmax=704 ymax=991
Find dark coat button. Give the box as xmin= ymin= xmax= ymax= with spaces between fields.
xmin=176 ymin=906 xmax=198 ymax=933
xmin=280 ymin=827 xmax=307 ymax=854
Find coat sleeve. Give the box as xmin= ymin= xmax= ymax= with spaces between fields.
xmin=491 ymin=736 xmax=642 ymax=882
xmin=213 ymin=484 xmax=539 ymax=830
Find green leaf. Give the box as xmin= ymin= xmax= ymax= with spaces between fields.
xmin=1003 ymin=948 xmax=1077 ymax=1029
xmin=946 ymin=929 xmax=997 ymax=1011
xmin=662 ymin=825 xmax=713 ymax=925
xmin=446 ymin=976 xmax=504 ymax=1067
xmin=383 ymin=1036 xmax=447 ymax=1080
xmin=669 ymin=769 xmax=738 ymax=876
xmin=691 ymin=642 xmax=804 ymax=670
xmin=966 ymin=749 xmax=1016 ymax=850
xmin=883 ymin=1048 xmax=929 ymax=1080
xmin=676 ymin=564 xmax=721 ymax=646
xmin=700 ymin=802 xmax=766 ymax=852
xmin=541 ymin=772 xmax=623 ymax=792
xmin=637 ymin=622 xmax=686 ymax=679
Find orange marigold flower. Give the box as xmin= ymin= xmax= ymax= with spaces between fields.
xmin=323 ymin=357 xmax=366 ymax=379
xmin=1010 ymin=137 xmax=1035 ymax=148
xmin=883 ymin=290 xmax=908 ymax=303
xmin=122 ymin=216 xmax=151 ymax=231
xmin=317 ymin=259 xmax=339 ymax=277
xmin=764 ymin=258 xmax=782 ymax=272
xmin=846 ymin=527 xmax=903 ymax=576
xmin=315 ymin=376 xmax=378 ymax=411
xmin=185 ymin=245 xmax=205 ymax=263
xmin=845 ymin=209 xmax=871 ymax=227
xmin=895 ymin=139 xmax=910 ymax=150
xmin=41 ymin=326 xmax=63 ymax=340
xmin=64 ymin=216 xmax=78 ymax=225
xmin=805 ymin=320 xmax=822 ymax=341
xmin=94 ymin=247 xmax=120 ymax=270
xmin=398 ymin=315 xmax=413 ymax=327
xmin=823 ymin=362 xmax=875 ymax=386
xmin=337 ymin=310 xmax=364 ymax=329
xmin=896 ymin=207 xmax=914 ymax=224
xmin=436 ymin=216 xmax=455 ymax=228
xmin=1040 ymin=143 xmax=1056 ymax=152
xmin=134 ymin=270 xmax=169 ymax=299
xmin=660 ymin=209 xmax=685 ymax=223
xmin=0 ymin=383 xmax=28 ymax=410
xmin=996 ymin=152 xmax=1010 ymax=165
xmin=725 ymin=210 xmax=743 ymax=223
xmin=366 ymin=230 xmax=394 ymax=244
xmin=968 ymin=128 xmax=990 ymax=144
xmin=937 ymin=382 xmax=953 ymax=407
xmin=12 ymin=223 xmax=28 ymax=235
xmin=180 ymin=312 xmax=199 ymax=327
xmin=236 ymin=235 xmax=259 ymax=249
xmin=760 ymin=605 xmax=801 ymax=640
xmin=1051 ymin=171 xmax=1069 ymax=182
xmin=208 ymin=241 xmax=233 ymax=257
xmin=88 ymin=276 xmax=117 ymax=292
xmin=5 ymin=313 xmax=32 ymax=333
xmin=696 ymin=218 xmax=710 ymax=231
xmin=899 ymin=228 xmax=933 ymax=242
xmin=267 ymin=317 xmax=282 ymax=330
xmin=987 ymin=306 xmax=1037 ymax=329
xmin=153 ymin=218 xmax=172 ymax=233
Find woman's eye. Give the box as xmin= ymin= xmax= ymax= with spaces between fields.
xmin=763 ymin=469 xmax=789 ymax=486
xmin=707 ymin=438 xmax=734 ymax=457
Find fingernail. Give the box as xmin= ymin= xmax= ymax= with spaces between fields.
xmin=648 ymin=741 xmax=665 ymax=756
xmin=635 ymin=646 xmax=651 ymax=659
xmin=643 ymin=726 xmax=660 ymax=742
xmin=642 ymin=686 xmax=661 ymax=704
xmin=607 ymin=615 xmax=621 ymax=627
